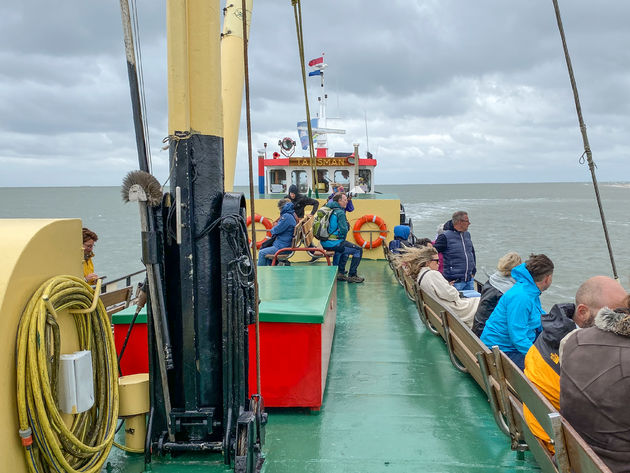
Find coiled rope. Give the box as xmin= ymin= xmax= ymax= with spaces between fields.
xmin=16 ymin=275 xmax=119 ymax=473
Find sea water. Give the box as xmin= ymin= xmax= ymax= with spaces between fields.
xmin=1 ymin=182 xmax=629 ymax=309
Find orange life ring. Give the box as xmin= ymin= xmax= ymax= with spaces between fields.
xmin=246 ymin=214 xmax=273 ymax=249
xmin=353 ymin=214 xmax=388 ymax=249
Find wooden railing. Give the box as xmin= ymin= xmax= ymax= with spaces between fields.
xmin=383 ymin=248 xmax=612 ymax=473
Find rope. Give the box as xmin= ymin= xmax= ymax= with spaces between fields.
xmin=240 ymin=0 xmax=262 ymax=396
xmin=292 ymin=0 xmax=319 ymax=197
xmin=551 ymin=0 xmax=618 ymax=279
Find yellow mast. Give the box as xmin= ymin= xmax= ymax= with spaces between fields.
xmin=221 ymin=1 xmax=253 ymax=191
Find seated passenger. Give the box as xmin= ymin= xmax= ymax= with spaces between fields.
xmin=481 ymin=254 xmax=554 ymax=370
xmin=472 ymin=252 xmax=522 ymax=336
xmin=561 ymin=300 xmax=630 ymax=473
xmin=257 ymin=199 xmax=297 ymax=267
xmin=393 ymin=246 xmax=479 ymax=328
xmin=328 ymin=186 xmax=354 ymax=212
xmin=523 ymin=276 xmax=627 ymax=453
xmin=388 ymin=225 xmax=411 ymax=254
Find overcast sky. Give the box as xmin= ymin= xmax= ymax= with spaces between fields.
xmin=1 ymin=0 xmax=629 ymax=187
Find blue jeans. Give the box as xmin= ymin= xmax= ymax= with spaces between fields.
xmin=453 ymin=279 xmax=474 ymax=291
xmin=330 ymin=241 xmax=363 ymax=276
xmin=258 ymin=246 xmax=283 ymax=266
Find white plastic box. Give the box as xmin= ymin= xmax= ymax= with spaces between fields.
xmin=57 ymin=350 xmax=95 ymax=414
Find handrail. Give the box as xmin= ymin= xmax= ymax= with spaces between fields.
xmin=270 ymin=247 xmax=331 ymax=266
xmin=102 ymin=268 xmax=146 ymax=292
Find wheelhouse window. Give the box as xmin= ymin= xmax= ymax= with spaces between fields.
xmin=316 ymin=169 xmax=330 ymax=193
xmin=291 ymin=170 xmax=309 ymax=194
xmin=333 ymin=170 xmax=351 ymax=192
xmin=268 ymin=169 xmax=286 ymax=193
xmin=358 ymin=169 xmax=372 ymax=192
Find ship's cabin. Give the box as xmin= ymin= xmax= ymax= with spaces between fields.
xmin=260 ymin=153 xmax=377 ymax=196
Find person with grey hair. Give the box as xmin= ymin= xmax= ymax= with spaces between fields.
xmin=433 ymin=211 xmax=476 ymax=291
xmin=393 ymin=246 xmax=479 ymax=328
xmin=472 ymin=252 xmax=522 ymax=336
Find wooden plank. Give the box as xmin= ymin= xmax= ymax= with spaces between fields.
xmin=418 ymin=290 xmax=446 ymax=337
xmin=562 ymin=420 xmax=613 ymax=473
xmin=500 ymin=352 xmax=556 ymax=440
xmin=100 ymin=286 xmax=132 ymax=315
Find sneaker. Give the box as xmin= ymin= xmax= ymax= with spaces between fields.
xmin=337 ymin=273 xmax=348 ymax=282
xmin=347 ymin=275 xmax=365 ymax=283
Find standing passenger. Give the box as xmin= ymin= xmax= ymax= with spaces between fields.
xmin=286 ymin=184 xmax=319 ymax=220
xmin=480 ymin=254 xmax=554 ymax=370
xmin=82 ymin=227 xmax=99 ymax=284
xmin=433 ymin=211 xmax=476 ymax=291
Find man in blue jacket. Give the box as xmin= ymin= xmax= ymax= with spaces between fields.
xmin=321 ymin=193 xmax=364 ymax=283
xmin=481 ymin=253 xmax=554 ymax=369
xmin=433 ymin=211 xmax=476 ymax=291
xmin=257 ymin=199 xmax=297 ymax=266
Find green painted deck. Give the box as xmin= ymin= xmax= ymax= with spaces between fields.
xmin=105 ymin=260 xmax=541 ymax=473
xmin=258 ymin=266 xmax=337 ymax=323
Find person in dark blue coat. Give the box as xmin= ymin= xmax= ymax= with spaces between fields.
xmin=257 ymin=199 xmax=297 ymax=266
xmin=481 ymin=254 xmax=554 ymax=369
xmin=433 ymin=211 xmax=476 ymax=291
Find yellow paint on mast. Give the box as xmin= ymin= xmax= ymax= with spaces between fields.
xmin=167 ymin=0 xmax=223 ymax=136
xmin=221 ymin=0 xmax=253 ymax=191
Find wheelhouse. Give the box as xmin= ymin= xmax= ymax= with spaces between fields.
xmin=258 ymin=152 xmax=377 ymax=195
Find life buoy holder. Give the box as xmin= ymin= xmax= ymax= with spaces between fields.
xmin=246 ymin=214 xmax=273 ymax=249
xmin=353 ymin=214 xmax=388 ymax=249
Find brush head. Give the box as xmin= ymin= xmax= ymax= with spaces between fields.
xmin=121 ymin=170 xmax=162 ymax=207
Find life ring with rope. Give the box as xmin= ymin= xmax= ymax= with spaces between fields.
xmin=246 ymin=214 xmax=273 ymax=249
xmin=353 ymin=214 xmax=388 ymax=249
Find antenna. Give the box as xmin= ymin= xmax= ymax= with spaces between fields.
xmin=364 ymin=110 xmax=369 ymax=154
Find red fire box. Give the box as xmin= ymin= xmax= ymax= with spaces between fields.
xmin=248 ymin=266 xmax=337 ymax=410
xmin=112 ymin=306 xmax=148 ymax=376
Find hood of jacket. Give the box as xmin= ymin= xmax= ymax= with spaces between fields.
xmin=443 ymin=219 xmax=455 ymax=232
xmin=539 ymin=302 xmax=577 ymax=350
xmin=287 ymin=184 xmax=300 ymax=197
xmin=595 ymin=307 xmax=630 ymax=337
xmin=488 ymin=271 xmax=516 ymax=294
xmin=511 ymin=263 xmax=540 ymax=296
xmin=327 ymin=200 xmax=342 ymax=211
xmin=393 ymin=225 xmax=410 ymax=240
xmin=280 ymin=201 xmax=295 ymax=215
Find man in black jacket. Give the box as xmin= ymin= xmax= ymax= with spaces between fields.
xmin=286 ymin=184 xmax=319 ymax=219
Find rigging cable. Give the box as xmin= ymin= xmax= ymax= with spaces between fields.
xmin=292 ymin=0 xmax=319 ymax=197
xmin=240 ymin=0 xmax=262 ymax=395
xmin=551 ymin=0 xmax=618 ymax=279
xmin=131 ymin=0 xmax=153 ymax=173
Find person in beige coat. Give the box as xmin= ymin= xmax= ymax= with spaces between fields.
xmin=394 ymin=245 xmax=479 ymax=327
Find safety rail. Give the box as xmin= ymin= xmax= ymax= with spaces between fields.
xmin=269 ymin=247 xmax=332 ymax=266
xmin=383 ymin=250 xmax=612 ymax=473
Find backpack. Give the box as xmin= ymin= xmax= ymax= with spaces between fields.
xmin=312 ymin=206 xmax=334 ymax=241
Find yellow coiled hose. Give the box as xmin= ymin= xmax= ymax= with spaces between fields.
xmin=16 ymin=275 xmax=119 ymax=473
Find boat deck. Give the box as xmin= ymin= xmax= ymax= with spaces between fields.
xmin=106 ymin=260 xmax=540 ymax=472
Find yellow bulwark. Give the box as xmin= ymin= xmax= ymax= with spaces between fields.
xmin=247 ymin=196 xmax=401 ymax=261
xmin=0 ymin=219 xmax=83 ymax=473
